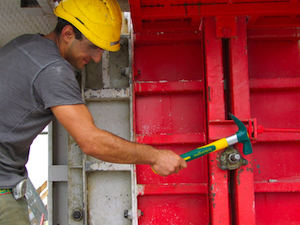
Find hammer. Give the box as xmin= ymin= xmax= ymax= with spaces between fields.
xmin=180 ymin=113 xmax=253 ymax=162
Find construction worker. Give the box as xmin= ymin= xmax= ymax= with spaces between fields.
xmin=0 ymin=0 xmax=187 ymax=224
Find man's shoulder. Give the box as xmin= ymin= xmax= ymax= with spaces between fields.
xmin=15 ymin=34 xmax=56 ymax=51
xmin=15 ymin=34 xmax=67 ymax=67
xmin=12 ymin=34 xmax=48 ymax=48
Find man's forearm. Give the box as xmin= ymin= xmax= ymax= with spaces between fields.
xmin=82 ymin=128 xmax=158 ymax=165
xmin=51 ymin=104 xmax=187 ymax=176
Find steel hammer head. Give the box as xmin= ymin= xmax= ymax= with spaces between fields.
xmin=229 ymin=113 xmax=253 ymax=155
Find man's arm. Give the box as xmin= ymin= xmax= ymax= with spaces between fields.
xmin=51 ymin=104 xmax=187 ymax=176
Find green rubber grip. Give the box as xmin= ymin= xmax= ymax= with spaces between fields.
xmin=180 ymin=145 xmax=216 ymax=162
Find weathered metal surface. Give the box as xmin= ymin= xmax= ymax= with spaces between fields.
xmin=204 ymin=17 xmax=231 ymax=225
xmin=85 ymin=161 xmax=131 ymax=172
xmin=83 ymin=39 xmax=133 ymax=224
xmin=84 ymin=88 xmax=130 ymax=100
xmin=48 ymin=119 xmax=72 ymax=225
xmin=87 ymin=171 xmax=132 ymax=225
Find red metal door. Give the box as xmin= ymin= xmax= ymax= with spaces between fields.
xmin=133 ymin=34 xmax=210 ymax=224
xmin=129 ymin=0 xmax=300 ymax=224
xmin=248 ymin=27 xmax=300 ymax=225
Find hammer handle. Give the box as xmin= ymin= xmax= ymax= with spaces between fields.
xmin=152 ymin=137 xmax=234 ymax=174
xmin=181 ymin=138 xmax=229 ymax=162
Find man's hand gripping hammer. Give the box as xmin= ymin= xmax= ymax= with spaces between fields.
xmin=180 ymin=113 xmax=253 ymax=162
xmin=151 ymin=114 xmax=252 ymax=174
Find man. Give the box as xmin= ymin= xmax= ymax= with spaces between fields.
xmin=0 ymin=0 xmax=187 ymax=224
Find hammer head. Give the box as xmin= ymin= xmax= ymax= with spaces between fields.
xmin=229 ymin=113 xmax=253 ymax=155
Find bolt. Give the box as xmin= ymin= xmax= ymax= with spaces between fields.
xmin=228 ymin=153 xmax=241 ymax=163
xmin=222 ymin=27 xmax=232 ymax=36
xmin=121 ymin=67 xmax=130 ymax=77
xmin=124 ymin=210 xmax=129 ymax=218
xmin=72 ymin=209 xmax=83 ymax=221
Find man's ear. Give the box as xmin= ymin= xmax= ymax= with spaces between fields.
xmin=61 ymin=25 xmax=75 ymax=44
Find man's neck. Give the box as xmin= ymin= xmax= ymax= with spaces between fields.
xmin=43 ymin=31 xmax=65 ymax=58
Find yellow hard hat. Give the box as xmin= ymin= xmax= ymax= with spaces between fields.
xmin=54 ymin=0 xmax=122 ymax=52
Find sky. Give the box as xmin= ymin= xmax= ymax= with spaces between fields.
xmin=26 ymin=127 xmax=48 ymax=190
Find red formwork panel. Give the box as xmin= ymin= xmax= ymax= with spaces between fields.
xmin=133 ymin=40 xmax=209 ymax=224
xmin=138 ymin=194 xmax=208 ymax=224
xmin=248 ymin=36 xmax=300 ymax=224
xmin=134 ymin=44 xmax=204 ymax=81
xmin=129 ymin=0 xmax=300 ymax=224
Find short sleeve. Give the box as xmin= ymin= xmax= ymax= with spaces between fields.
xmin=33 ymin=61 xmax=84 ymax=109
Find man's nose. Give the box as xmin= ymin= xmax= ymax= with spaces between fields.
xmin=91 ymin=53 xmax=102 ymax=63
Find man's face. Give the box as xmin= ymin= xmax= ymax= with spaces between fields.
xmin=65 ymin=36 xmax=104 ymax=70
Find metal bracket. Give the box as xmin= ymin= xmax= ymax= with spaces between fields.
xmin=124 ymin=209 xmax=143 ymax=220
xmin=219 ymin=146 xmax=248 ymax=170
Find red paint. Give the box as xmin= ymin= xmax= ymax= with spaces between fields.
xmin=204 ymin=17 xmax=231 ymax=225
xmin=133 ymin=29 xmax=207 ymax=224
xmin=129 ymin=0 xmax=300 ymax=223
xmin=229 ymin=16 xmax=256 ymax=225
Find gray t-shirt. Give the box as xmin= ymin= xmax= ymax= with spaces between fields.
xmin=0 ymin=34 xmax=84 ymax=188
